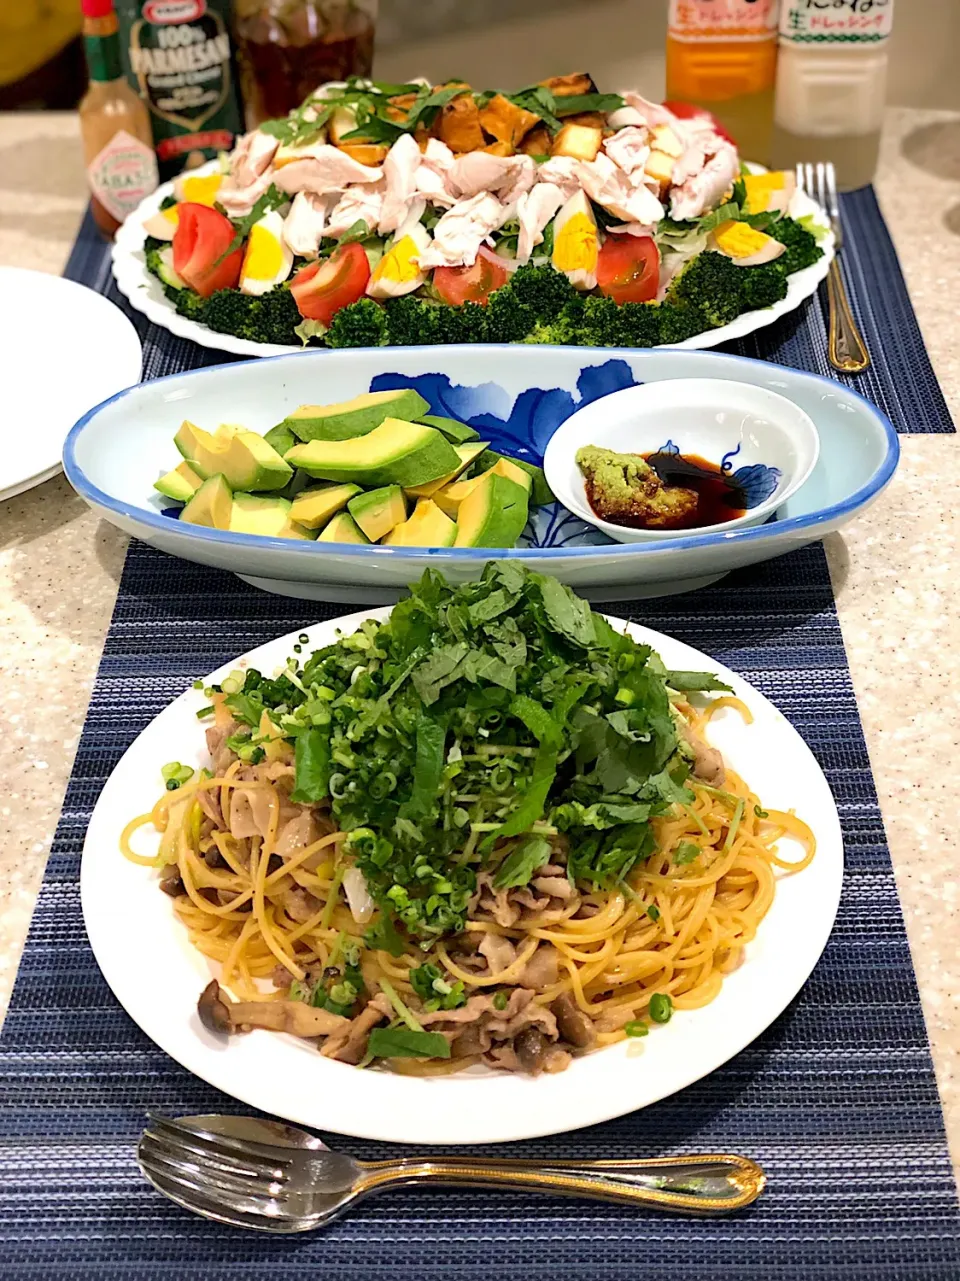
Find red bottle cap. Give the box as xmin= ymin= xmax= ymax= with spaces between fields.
xmin=81 ymin=0 xmax=115 ymax=15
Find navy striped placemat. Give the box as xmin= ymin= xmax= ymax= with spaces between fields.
xmin=63 ymin=186 xmax=954 ymax=433
xmin=1 ymin=540 xmax=959 ymax=1279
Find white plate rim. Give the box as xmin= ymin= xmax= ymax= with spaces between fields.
xmin=81 ymin=608 xmax=843 ymax=1146
xmin=111 ymin=161 xmax=835 ymax=360
xmin=0 ymin=266 xmax=142 ymax=500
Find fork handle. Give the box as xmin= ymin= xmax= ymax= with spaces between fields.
xmin=826 ymin=258 xmax=870 ymax=373
xmin=355 ymin=1153 xmax=765 ymax=1216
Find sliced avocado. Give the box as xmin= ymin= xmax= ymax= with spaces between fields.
xmin=405 ymin=441 xmax=490 ymax=500
xmin=175 ymin=420 xmax=293 ymax=492
xmin=264 ymin=423 xmax=297 ymax=457
xmin=317 ymin=511 xmax=370 ymax=544
xmin=384 ymin=498 xmax=457 ymax=548
xmin=157 ymin=245 xmax=186 ymax=290
xmin=454 ymin=472 xmax=529 ymax=549
xmin=286 ymin=418 xmax=460 ymax=488
xmin=229 ymin=493 xmax=316 ymax=541
xmin=434 ymin=456 xmax=532 ymax=517
xmin=348 ymin=485 xmax=407 ymax=542
xmin=281 ymin=389 xmax=430 ymax=443
xmin=180 ymin=474 xmax=232 ymax=530
xmin=475 ymin=449 xmax=554 ymax=507
xmin=289 ymin=482 xmax=361 ymax=529
xmin=417 ymin=413 xmax=480 ymax=445
xmin=154 ymin=460 xmax=203 ymax=503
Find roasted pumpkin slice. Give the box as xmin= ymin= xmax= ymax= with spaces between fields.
xmin=479 ymin=93 xmax=540 ymax=147
xmin=538 ymin=72 xmax=597 ymax=98
xmin=438 ymin=90 xmax=485 ymax=153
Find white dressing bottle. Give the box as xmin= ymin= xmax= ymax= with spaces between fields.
xmin=770 ymin=0 xmax=895 ymax=190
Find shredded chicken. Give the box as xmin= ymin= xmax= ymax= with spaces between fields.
xmin=378 ymin=132 xmax=423 ymax=233
xmin=516 ymin=182 xmax=564 ymax=263
xmin=686 ymin=731 xmax=726 ymax=787
xmin=669 ymin=140 xmax=739 ymax=222
xmin=272 ymin=148 xmax=384 ymax=196
xmin=604 ymin=126 xmax=651 ymax=178
xmin=282 ymin=191 xmax=330 ymax=257
xmin=216 ymin=169 xmax=274 ymax=219
xmin=577 ymin=153 xmax=664 ymax=225
xmin=325 ymin=181 xmax=385 ymax=238
xmin=418 ymin=192 xmax=512 ymax=269
xmin=232 ymin=129 xmax=280 ymax=187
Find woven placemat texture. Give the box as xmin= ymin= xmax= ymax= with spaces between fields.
xmin=0 ymin=540 xmax=958 ymax=1279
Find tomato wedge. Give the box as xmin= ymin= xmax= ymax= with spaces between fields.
xmin=290 ymin=243 xmax=371 ymax=325
xmin=662 ymin=100 xmax=736 ymax=146
xmin=596 ymin=234 xmax=660 ymax=305
xmin=172 ymin=203 xmax=244 ymax=299
xmin=432 ymin=246 xmax=510 ymax=307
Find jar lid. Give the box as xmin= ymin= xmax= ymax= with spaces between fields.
xmin=82 ymin=0 xmax=115 ymax=16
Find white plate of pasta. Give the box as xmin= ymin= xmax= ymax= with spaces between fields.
xmin=81 ymin=567 xmax=842 ymax=1145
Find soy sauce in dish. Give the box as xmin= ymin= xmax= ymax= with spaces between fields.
xmin=643 ymin=451 xmax=747 ymax=530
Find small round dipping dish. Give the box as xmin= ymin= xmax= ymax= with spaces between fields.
xmin=543 ymin=378 xmax=821 ymax=544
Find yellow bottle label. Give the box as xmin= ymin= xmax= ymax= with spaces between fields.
xmin=669 ymin=0 xmax=779 ymax=42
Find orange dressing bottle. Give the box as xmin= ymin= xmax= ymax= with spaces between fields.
xmin=666 ymin=0 xmax=780 ymax=164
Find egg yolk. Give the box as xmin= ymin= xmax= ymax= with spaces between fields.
xmin=552 ymin=213 xmax=598 ymax=273
xmin=161 ymin=205 xmax=180 ymax=228
xmin=742 ymin=173 xmax=787 ymax=212
xmin=713 ymin=221 xmax=771 ymax=258
xmin=179 ymin=174 xmax=223 ymax=207
xmin=374 ymin=235 xmax=423 ymax=284
xmin=243 ymin=224 xmax=284 ymax=282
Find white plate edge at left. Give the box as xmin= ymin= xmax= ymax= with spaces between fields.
xmin=0 ymin=267 xmax=143 ymax=501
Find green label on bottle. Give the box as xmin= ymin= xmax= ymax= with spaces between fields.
xmin=84 ymin=32 xmax=123 ymax=82
xmin=114 ymin=0 xmax=243 ymax=180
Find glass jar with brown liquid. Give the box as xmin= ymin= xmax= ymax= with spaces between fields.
xmin=79 ymin=0 xmax=158 ymax=237
xmin=232 ymin=0 xmax=377 ymax=127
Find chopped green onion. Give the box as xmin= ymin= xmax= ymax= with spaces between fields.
xmin=646 ymin=904 xmax=661 ymax=922
xmin=649 ymin=993 xmax=673 ymax=1024
xmin=319 ymin=867 xmax=344 ymax=930
xmin=754 ymin=805 xmax=769 ymax=819
xmin=492 ymin=992 xmax=508 ymax=1011
xmin=195 ymin=705 xmax=215 ymax=720
xmin=624 ymin=1020 xmax=648 ymax=1037
xmin=378 ymin=977 xmax=424 ymax=1032
xmin=722 ymin=798 xmax=745 ymax=853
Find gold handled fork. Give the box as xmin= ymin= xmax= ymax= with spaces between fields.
xmin=797 ymin=161 xmax=870 ymax=374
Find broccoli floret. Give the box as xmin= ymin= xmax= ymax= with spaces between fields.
xmin=483 ymin=286 xmax=535 ymax=343
xmin=740 ymin=261 xmax=789 ymax=311
xmin=326 ymin=298 xmax=389 ymax=348
xmin=438 ymin=297 xmax=489 ymax=343
xmin=203 ymin=289 xmax=260 ymax=339
xmin=174 ymin=290 xmax=206 ymax=323
xmin=508 ymin=263 xmax=579 ymax=323
xmin=767 ymin=217 xmax=822 ymax=273
xmin=577 ymin=295 xmax=662 ymax=348
xmin=385 ymin=296 xmax=445 ymax=345
xmin=668 ymin=252 xmax=746 ymax=328
xmin=256 ymin=287 xmax=302 ymax=345
xmin=657 ymin=301 xmax=707 ymax=344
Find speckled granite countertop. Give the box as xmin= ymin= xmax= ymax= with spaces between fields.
xmin=1 ymin=106 xmax=958 ymax=1177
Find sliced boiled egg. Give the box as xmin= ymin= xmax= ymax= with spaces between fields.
xmin=742 ymin=171 xmax=798 ymax=215
xmin=142 ymin=204 xmax=180 ymax=240
xmin=172 ymin=171 xmax=223 ymax=206
xmin=367 ymin=217 xmax=431 ymax=300
xmin=239 ymin=209 xmax=294 ymax=296
xmin=551 ymin=189 xmax=599 ymax=290
xmin=710 ymin=220 xmax=786 ymax=267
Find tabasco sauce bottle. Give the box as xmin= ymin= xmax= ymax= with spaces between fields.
xmin=79 ymin=0 xmax=159 ymax=237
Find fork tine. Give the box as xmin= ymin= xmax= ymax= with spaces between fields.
xmin=824 ymin=161 xmax=840 ymax=220
xmin=145 ymin=1114 xmax=295 ymax=1174
xmin=140 ymin=1131 xmax=281 ymax=1190
xmin=144 ymin=1119 xmax=291 ymax=1183
xmin=139 ymin=1145 xmax=284 ymax=1221
xmin=140 ymin=1135 xmax=287 ymax=1203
